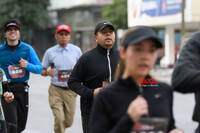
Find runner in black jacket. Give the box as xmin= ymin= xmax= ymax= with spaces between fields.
xmin=172 ymin=31 xmax=200 ymax=133
xmin=68 ymin=21 xmax=119 ymax=133
xmin=89 ymin=26 xmax=183 ymax=133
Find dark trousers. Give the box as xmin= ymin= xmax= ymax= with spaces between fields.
xmin=81 ymin=113 xmax=90 ymax=133
xmin=0 ymin=120 xmax=7 ymax=133
xmin=2 ymin=82 xmax=29 ymax=133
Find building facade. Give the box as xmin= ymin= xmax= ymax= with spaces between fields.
xmin=32 ymin=0 xmax=113 ymax=59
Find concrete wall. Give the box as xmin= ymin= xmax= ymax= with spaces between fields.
xmin=49 ymin=0 xmax=113 ymax=10
xmin=191 ymin=0 xmax=200 ymax=22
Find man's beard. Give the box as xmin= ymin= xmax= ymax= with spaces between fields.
xmin=104 ymin=44 xmax=113 ymax=49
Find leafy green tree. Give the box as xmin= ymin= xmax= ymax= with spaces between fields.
xmin=0 ymin=0 xmax=50 ymax=41
xmin=102 ymin=0 xmax=127 ymax=30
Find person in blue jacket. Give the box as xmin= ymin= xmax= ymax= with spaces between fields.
xmin=0 ymin=19 xmax=42 ymax=133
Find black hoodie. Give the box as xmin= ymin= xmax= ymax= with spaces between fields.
xmin=89 ymin=76 xmax=176 ymax=133
xmin=172 ymin=31 xmax=200 ymax=122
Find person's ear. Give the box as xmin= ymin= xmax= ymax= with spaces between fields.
xmin=120 ymin=47 xmax=126 ymax=60
xmin=94 ymin=34 xmax=97 ymax=42
xmin=55 ymin=34 xmax=57 ymax=40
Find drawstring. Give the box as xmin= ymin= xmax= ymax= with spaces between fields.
xmin=107 ymin=50 xmax=111 ymax=82
xmin=138 ymin=86 xmax=144 ymax=96
xmin=138 ymin=85 xmax=150 ymax=117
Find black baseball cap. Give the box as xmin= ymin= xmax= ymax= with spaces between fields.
xmin=94 ymin=20 xmax=115 ymax=34
xmin=3 ymin=20 xmax=21 ymax=32
xmin=123 ymin=26 xmax=162 ymax=48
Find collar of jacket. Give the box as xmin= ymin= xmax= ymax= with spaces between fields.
xmin=117 ymin=74 xmax=152 ymax=90
xmin=97 ymin=44 xmax=114 ymax=55
xmin=4 ymin=40 xmax=21 ymax=47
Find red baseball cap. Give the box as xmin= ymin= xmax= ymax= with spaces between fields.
xmin=56 ymin=24 xmax=71 ymax=34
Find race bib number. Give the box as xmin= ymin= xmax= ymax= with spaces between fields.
xmin=8 ymin=65 xmax=25 ymax=79
xmin=58 ymin=70 xmax=72 ymax=82
xmin=131 ymin=117 xmax=168 ymax=133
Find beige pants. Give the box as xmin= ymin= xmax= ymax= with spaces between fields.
xmin=49 ymin=84 xmax=77 ymax=133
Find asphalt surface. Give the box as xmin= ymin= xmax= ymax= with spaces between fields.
xmin=22 ymin=68 xmax=197 ymax=133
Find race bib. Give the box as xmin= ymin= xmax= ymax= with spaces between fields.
xmin=8 ymin=65 xmax=25 ymax=79
xmin=131 ymin=117 xmax=168 ymax=133
xmin=102 ymin=81 xmax=109 ymax=87
xmin=57 ymin=70 xmax=72 ymax=82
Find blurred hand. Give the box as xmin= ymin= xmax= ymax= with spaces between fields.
xmin=19 ymin=58 xmax=27 ymax=68
xmin=93 ymin=87 xmax=102 ymax=98
xmin=3 ymin=92 xmax=14 ymax=103
xmin=47 ymin=68 xmax=55 ymax=76
xmin=41 ymin=69 xmax=47 ymax=76
xmin=127 ymin=95 xmax=148 ymax=122
xmin=169 ymin=129 xmax=184 ymax=133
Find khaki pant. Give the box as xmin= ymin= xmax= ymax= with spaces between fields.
xmin=49 ymin=84 xmax=77 ymax=133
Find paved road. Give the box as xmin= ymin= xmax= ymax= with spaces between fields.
xmin=23 ymin=75 xmax=82 ymax=133
xmin=22 ymin=70 xmax=197 ymax=133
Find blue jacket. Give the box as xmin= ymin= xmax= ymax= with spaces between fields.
xmin=0 ymin=41 xmax=42 ymax=82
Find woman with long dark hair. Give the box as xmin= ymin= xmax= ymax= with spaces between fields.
xmin=89 ymin=26 xmax=183 ymax=133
